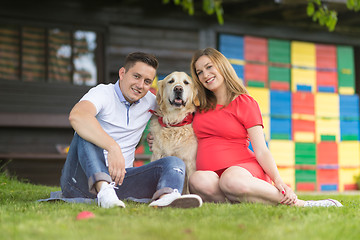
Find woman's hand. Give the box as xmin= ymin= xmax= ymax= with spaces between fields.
xmin=146 ymin=132 xmax=154 ymax=152
xmin=274 ymin=180 xmax=297 ymax=205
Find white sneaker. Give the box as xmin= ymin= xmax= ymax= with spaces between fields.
xmin=304 ymin=199 xmax=343 ymax=207
xmin=97 ymin=182 xmax=125 ymax=208
xmin=149 ymin=189 xmax=202 ymax=208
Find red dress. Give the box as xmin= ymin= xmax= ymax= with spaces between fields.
xmin=193 ymin=94 xmax=271 ymax=183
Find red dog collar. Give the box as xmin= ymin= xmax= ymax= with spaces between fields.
xmin=149 ymin=109 xmax=194 ymax=127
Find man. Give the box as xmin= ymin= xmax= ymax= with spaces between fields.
xmin=60 ymin=52 xmax=202 ymax=208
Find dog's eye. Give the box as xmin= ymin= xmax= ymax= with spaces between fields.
xmin=168 ymin=79 xmax=174 ymax=84
xmin=184 ymin=80 xmax=189 ymax=85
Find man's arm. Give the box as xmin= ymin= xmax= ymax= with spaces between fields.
xmin=69 ymin=100 xmax=126 ymax=186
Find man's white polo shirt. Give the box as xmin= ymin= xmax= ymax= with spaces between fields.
xmin=80 ymin=80 xmax=156 ymax=168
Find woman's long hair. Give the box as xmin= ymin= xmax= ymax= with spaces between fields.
xmin=190 ymin=47 xmax=248 ymax=112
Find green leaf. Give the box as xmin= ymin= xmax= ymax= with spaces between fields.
xmin=215 ymin=1 xmax=224 ymax=25
xmin=307 ymin=2 xmax=315 ymax=16
xmin=203 ymin=0 xmax=215 ymax=15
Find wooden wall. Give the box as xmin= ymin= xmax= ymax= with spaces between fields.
xmin=106 ymin=25 xmax=200 ymax=82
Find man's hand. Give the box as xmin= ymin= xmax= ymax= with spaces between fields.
xmin=107 ymin=145 xmax=126 ymax=186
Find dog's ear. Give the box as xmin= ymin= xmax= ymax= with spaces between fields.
xmin=156 ymin=79 xmax=163 ymax=106
xmin=156 ymin=73 xmax=171 ymax=106
xmin=193 ymin=95 xmax=200 ymax=107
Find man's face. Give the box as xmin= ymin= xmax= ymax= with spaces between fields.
xmin=118 ymin=62 xmax=156 ymax=104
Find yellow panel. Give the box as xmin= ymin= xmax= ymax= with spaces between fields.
xmin=229 ymin=59 xmax=245 ymax=65
xmin=278 ymin=167 xmax=295 ymax=189
xmin=294 ymin=131 xmax=315 ymax=142
xmin=338 ymin=87 xmax=355 ymax=95
xmin=315 ymin=118 xmax=340 ymax=142
xmin=315 ymin=92 xmax=339 ymax=118
xmin=291 ymin=41 xmax=316 ymax=67
xmin=292 ymin=113 xmax=316 ymax=121
xmin=291 ymin=68 xmax=316 ymax=92
xmin=339 ymin=168 xmax=360 ymax=191
xmin=263 ymin=115 xmax=270 ymax=141
xmin=151 ymin=76 xmax=158 ymax=90
xmin=269 ymin=140 xmax=295 ymax=167
xmin=247 ymin=87 xmax=270 ymax=115
xmin=338 ymin=141 xmax=360 ymax=167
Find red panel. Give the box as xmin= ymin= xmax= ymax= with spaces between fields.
xmin=316 ymin=71 xmax=338 ymax=90
xmin=244 ymin=36 xmax=268 ymax=63
xmin=344 ymin=184 xmax=358 ymax=190
xmin=292 ymin=92 xmax=314 ymax=115
xmin=296 ymin=182 xmax=316 ymax=191
xmin=135 ymin=145 xmax=145 ymax=154
xmin=150 ymin=88 xmax=157 ymax=95
xmin=292 ymin=119 xmax=315 ymax=140
xmin=133 ymin=160 xmax=145 ymax=167
xmin=292 ymin=119 xmax=315 ymax=132
xmin=317 ymin=169 xmax=338 ymax=186
xmin=316 ymin=44 xmax=337 ymax=69
xmin=269 ymin=81 xmax=290 ymax=91
xmin=317 ymin=142 xmax=338 ymax=165
xmin=244 ymin=63 xmax=268 ymax=82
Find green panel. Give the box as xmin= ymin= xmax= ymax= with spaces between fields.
xmin=144 ymin=142 xmax=152 ymax=155
xmin=337 ymin=45 xmax=355 ymax=88
xmin=320 ymin=135 xmax=336 ymax=141
xmin=247 ymin=81 xmax=265 ymax=88
xmin=143 ymin=121 xmax=152 ymax=154
xmin=268 ymin=38 xmax=290 ymax=64
xmin=338 ymin=78 xmax=355 ymax=88
xmin=295 ymin=169 xmax=317 ymax=183
xmin=341 ymin=135 xmax=359 ymax=141
xmin=268 ymin=66 xmax=290 ymax=83
xmin=270 ymin=133 xmax=291 ymax=140
xmin=295 ymin=143 xmax=316 ymax=165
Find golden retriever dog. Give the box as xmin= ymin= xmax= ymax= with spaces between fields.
xmin=149 ymin=71 xmax=199 ymax=194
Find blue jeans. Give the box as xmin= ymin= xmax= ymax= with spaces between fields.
xmin=60 ymin=133 xmax=186 ymax=202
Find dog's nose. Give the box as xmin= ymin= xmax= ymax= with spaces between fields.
xmin=174 ymin=86 xmax=183 ymax=93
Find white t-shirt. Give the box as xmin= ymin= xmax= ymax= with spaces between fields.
xmin=80 ymin=82 xmax=156 ymax=168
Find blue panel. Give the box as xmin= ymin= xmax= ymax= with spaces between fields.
xmin=232 ymin=64 xmax=244 ymax=83
xmin=340 ymin=94 xmax=359 ymax=120
xmin=270 ymin=118 xmax=292 ymax=139
xmin=219 ymin=34 xmax=244 ymax=60
xmin=317 ymin=86 xmax=336 ymax=93
xmin=320 ymin=184 xmax=338 ymax=191
xmin=296 ymin=84 xmax=312 ymax=92
xmin=270 ymin=90 xmax=292 ymax=118
xmin=340 ymin=120 xmax=360 ymax=140
xmin=157 ymin=74 xmax=167 ymax=81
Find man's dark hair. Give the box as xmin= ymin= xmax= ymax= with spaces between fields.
xmin=124 ymin=52 xmax=159 ymax=71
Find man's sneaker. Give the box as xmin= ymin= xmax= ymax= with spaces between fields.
xmin=149 ymin=189 xmax=202 ymax=208
xmin=304 ymin=199 xmax=343 ymax=207
xmin=97 ymin=182 xmax=125 ymax=208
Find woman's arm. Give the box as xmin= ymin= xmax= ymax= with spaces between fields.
xmin=247 ymin=125 xmax=297 ymax=204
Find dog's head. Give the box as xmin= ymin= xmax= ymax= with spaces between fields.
xmin=157 ymin=71 xmax=199 ymax=114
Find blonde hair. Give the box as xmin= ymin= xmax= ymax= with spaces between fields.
xmin=190 ymin=47 xmax=248 ymax=112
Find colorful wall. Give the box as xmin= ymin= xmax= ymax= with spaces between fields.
xmin=219 ymin=34 xmax=359 ymax=192
xmin=136 ymin=33 xmax=360 ymax=192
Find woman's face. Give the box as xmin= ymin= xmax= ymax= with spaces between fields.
xmin=194 ymin=55 xmax=225 ymax=93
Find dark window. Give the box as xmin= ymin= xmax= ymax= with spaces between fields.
xmin=0 ymin=25 xmax=99 ymax=86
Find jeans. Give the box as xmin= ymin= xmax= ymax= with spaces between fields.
xmin=60 ymin=133 xmax=186 ymax=202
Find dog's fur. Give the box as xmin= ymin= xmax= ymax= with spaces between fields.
xmin=150 ymin=71 xmax=199 ymax=194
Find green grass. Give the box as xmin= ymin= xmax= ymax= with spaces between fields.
xmin=1 ymin=172 xmax=360 ymax=240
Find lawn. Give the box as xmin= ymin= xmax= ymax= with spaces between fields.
xmin=1 ymin=172 xmax=359 ymax=240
